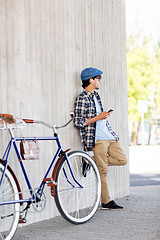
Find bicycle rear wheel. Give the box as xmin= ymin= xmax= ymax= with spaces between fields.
xmin=55 ymin=151 xmax=101 ymax=224
xmin=0 ymin=163 xmax=20 ymax=240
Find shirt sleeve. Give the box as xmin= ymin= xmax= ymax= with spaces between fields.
xmin=73 ymin=96 xmax=88 ymax=128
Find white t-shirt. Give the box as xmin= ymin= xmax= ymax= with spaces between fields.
xmin=94 ymin=95 xmax=115 ymax=141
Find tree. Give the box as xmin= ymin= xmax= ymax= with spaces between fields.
xmin=127 ymin=34 xmax=160 ymax=145
xmin=151 ymin=42 xmax=160 ymax=113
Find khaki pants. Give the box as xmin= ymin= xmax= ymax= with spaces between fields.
xmin=92 ymin=140 xmax=127 ymax=204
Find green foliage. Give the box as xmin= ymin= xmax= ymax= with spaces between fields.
xmin=127 ymin=34 xmax=160 ymax=122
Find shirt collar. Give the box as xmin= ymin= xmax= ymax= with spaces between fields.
xmin=84 ymin=89 xmax=97 ymax=98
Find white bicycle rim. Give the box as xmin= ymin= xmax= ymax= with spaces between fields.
xmin=55 ymin=151 xmax=101 ymax=224
xmin=0 ymin=163 xmax=20 ymax=240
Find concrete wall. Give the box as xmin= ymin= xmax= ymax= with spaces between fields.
xmin=0 ymin=0 xmax=129 ymax=224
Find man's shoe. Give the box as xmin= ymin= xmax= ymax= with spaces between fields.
xmin=101 ymin=200 xmax=124 ymax=210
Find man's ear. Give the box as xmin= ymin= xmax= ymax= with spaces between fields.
xmin=89 ymin=78 xmax=94 ymax=84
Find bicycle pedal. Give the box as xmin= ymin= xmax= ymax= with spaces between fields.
xmin=82 ymin=158 xmax=91 ymax=177
xmin=19 ymin=215 xmax=27 ymax=224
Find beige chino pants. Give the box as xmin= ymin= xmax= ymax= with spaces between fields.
xmin=92 ymin=140 xmax=127 ymax=204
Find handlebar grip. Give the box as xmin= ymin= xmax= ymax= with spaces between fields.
xmin=23 ymin=119 xmax=34 ymax=124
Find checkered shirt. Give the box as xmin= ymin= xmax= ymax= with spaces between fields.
xmin=73 ymin=89 xmax=119 ymax=151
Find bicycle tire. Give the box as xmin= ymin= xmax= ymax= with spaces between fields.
xmin=0 ymin=163 xmax=20 ymax=240
xmin=54 ymin=151 xmax=101 ymax=224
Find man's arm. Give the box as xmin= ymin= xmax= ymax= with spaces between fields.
xmin=85 ymin=111 xmax=111 ymax=126
xmin=74 ymin=96 xmax=88 ymax=128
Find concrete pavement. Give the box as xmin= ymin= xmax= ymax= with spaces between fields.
xmin=129 ymin=145 xmax=160 ymax=174
xmin=14 ymin=146 xmax=160 ymax=240
xmin=14 ymin=185 xmax=160 ymax=240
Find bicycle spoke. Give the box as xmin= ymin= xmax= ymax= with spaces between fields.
xmin=0 ymin=165 xmax=20 ymax=240
xmin=55 ymin=151 xmax=101 ymax=224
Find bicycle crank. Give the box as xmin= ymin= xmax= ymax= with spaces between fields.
xmin=31 ymin=189 xmax=46 ymax=212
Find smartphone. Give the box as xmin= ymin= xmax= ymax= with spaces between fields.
xmin=108 ymin=109 xmax=113 ymax=113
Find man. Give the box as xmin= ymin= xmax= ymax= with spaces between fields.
xmin=73 ymin=67 xmax=127 ymax=210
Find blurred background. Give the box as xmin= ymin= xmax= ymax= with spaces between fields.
xmin=126 ymin=0 xmax=160 ymax=182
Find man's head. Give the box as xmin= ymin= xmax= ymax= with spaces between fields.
xmin=81 ymin=67 xmax=103 ymax=89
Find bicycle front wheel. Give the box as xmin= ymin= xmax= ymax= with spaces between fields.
xmin=0 ymin=163 xmax=20 ymax=240
xmin=55 ymin=151 xmax=101 ymax=224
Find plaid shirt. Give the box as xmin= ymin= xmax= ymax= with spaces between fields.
xmin=74 ymin=89 xmax=119 ymax=151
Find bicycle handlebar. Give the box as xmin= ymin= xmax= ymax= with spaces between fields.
xmin=0 ymin=112 xmax=74 ymax=132
xmin=23 ymin=112 xmax=74 ymax=130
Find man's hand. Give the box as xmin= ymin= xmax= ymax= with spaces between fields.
xmin=85 ymin=111 xmax=111 ymax=126
xmin=98 ymin=111 xmax=110 ymax=120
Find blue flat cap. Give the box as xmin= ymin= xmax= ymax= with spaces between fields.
xmin=81 ymin=67 xmax=103 ymax=81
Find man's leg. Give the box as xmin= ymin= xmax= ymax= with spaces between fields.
xmin=92 ymin=140 xmax=111 ymax=204
xmin=108 ymin=141 xmax=127 ymax=166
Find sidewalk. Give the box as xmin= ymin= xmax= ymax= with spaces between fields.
xmin=129 ymin=145 xmax=160 ymax=174
xmin=14 ymin=185 xmax=160 ymax=240
xmin=14 ymin=146 xmax=160 ymax=240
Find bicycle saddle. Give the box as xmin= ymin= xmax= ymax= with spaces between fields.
xmin=0 ymin=114 xmax=16 ymax=124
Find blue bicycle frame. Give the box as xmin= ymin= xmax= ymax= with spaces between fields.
xmin=0 ymin=134 xmax=82 ymax=206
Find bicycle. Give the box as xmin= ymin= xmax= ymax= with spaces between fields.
xmin=0 ymin=113 xmax=101 ymax=240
